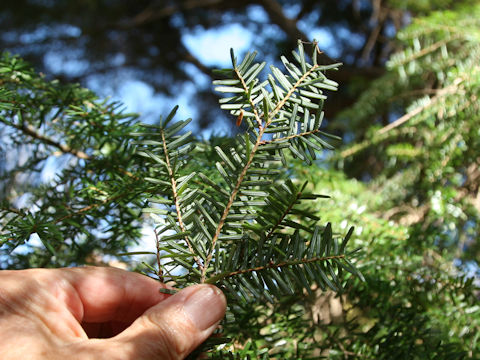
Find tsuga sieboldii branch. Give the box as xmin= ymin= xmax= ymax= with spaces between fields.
xmin=132 ymin=40 xmax=363 ymax=306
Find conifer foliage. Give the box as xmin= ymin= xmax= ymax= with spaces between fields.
xmin=2 ymin=3 xmax=480 ymax=357
xmin=0 ymin=41 xmax=363 ymax=357
xmin=133 ymin=41 xmax=362 ymax=304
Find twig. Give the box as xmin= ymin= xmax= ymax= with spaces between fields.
xmin=0 ymin=207 xmax=22 ymax=215
xmin=259 ymin=129 xmax=322 ymax=146
xmin=268 ymin=64 xmax=321 ymax=122
xmin=377 ymin=80 xmax=461 ymax=135
xmin=3 ymin=120 xmax=90 ymax=160
xmin=154 ymin=229 xmax=164 ymax=282
xmin=393 ymin=34 xmax=462 ymax=67
xmin=264 ymin=191 xmax=302 ymax=241
xmin=201 ymin=64 xmax=331 ymax=282
xmin=361 ymin=2 xmax=387 ymax=63
xmin=201 ymin=125 xmax=266 ymax=282
xmin=160 ymin=128 xmax=203 ymax=271
xmin=119 ymin=0 xmax=223 ymax=28
xmin=205 ymin=254 xmax=345 ymax=283
xmin=54 ymin=193 xmax=125 ymax=223
xmin=233 ymin=68 xmax=264 ymax=130
xmin=340 ymin=79 xmax=463 ymax=158
xmin=259 ymin=0 xmax=310 ymax=45
xmin=54 ymin=177 xmax=147 ymax=224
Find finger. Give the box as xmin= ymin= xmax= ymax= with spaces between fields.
xmin=60 ymin=266 xmax=170 ymax=323
xmin=110 ymin=284 xmax=227 ymax=360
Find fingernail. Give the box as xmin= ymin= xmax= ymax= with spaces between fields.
xmin=183 ymin=285 xmax=226 ymax=331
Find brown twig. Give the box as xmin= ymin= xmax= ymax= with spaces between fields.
xmin=154 ymin=229 xmax=164 ymax=282
xmin=53 ymin=175 xmax=148 ymax=224
xmin=54 ymin=193 xmax=125 ymax=223
xmin=119 ymin=0 xmax=223 ymax=28
xmin=201 ymin=61 xmax=327 ymax=282
xmin=361 ymin=1 xmax=388 ymax=63
xmin=201 ymin=125 xmax=266 ymax=282
xmin=233 ymin=68 xmax=264 ymax=130
xmin=340 ymin=79 xmax=463 ymax=158
xmin=259 ymin=129 xmax=322 ymax=146
xmin=4 ymin=120 xmax=91 ymax=160
xmin=377 ymin=80 xmax=462 ymax=135
xmin=160 ymin=128 xmax=203 ymax=271
xmin=206 ymin=254 xmax=345 ymax=283
xmin=268 ymin=63 xmax=322 ymax=121
xmin=393 ymin=34 xmax=462 ymax=67
xmin=264 ymin=191 xmax=302 ymax=241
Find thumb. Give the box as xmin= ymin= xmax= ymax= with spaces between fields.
xmin=112 ymin=284 xmax=227 ymax=360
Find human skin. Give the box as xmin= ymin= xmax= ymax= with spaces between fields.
xmin=0 ymin=266 xmax=226 ymax=359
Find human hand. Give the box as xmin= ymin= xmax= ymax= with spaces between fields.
xmin=0 ymin=266 xmax=226 ymax=359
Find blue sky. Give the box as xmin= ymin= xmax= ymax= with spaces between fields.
xmin=77 ymin=6 xmax=335 ymax=136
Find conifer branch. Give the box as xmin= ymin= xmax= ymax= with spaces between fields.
xmin=264 ymin=190 xmax=302 ymax=241
xmin=233 ymin=68 xmax=263 ymax=129
xmin=54 ymin=193 xmax=126 ymax=223
xmin=377 ymin=79 xmax=462 ymax=135
xmin=205 ymin=254 xmax=345 ymax=284
xmin=268 ymin=64 xmax=321 ymax=122
xmin=259 ymin=129 xmax=322 ymax=146
xmin=53 ymin=176 xmax=145 ymax=224
xmin=1 ymin=118 xmax=91 ymax=160
xmin=340 ymin=78 xmax=464 ymax=158
xmin=202 ymin=56 xmax=332 ymax=282
xmin=160 ymin=128 xmax=203 ymax=270
xmin=393 ymin=34 xmax=462 ymax=67
xmin=154 ymin=229 xmax=164 ymax=281
xmin=201 ymin=126 xmax=267 ymax=282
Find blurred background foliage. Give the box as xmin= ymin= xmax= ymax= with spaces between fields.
xmin=4 ymin=0 xmax=474 ymax=129
xmin=1 ymin=0 xmax=479 ymax=358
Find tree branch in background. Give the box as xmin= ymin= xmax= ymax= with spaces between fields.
xmin=361 ymin=0 xmax=388 ymax=63
xmin=340 ymin=78 xmax=464 ymax=158
xmin=257 ymin=0 xmax=339 ymax=65
xmin=182 ymin=47 xmax=214 ymax=78
xmin=3 ymin=119 xmax=91 ymax=160
xmin=258 ymin=0 xmax=309 ymax=43
xmin=119 ymin=0 xmax=225 ymax=28
xmin=377 ymin=79 xmax=463 ymax=135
